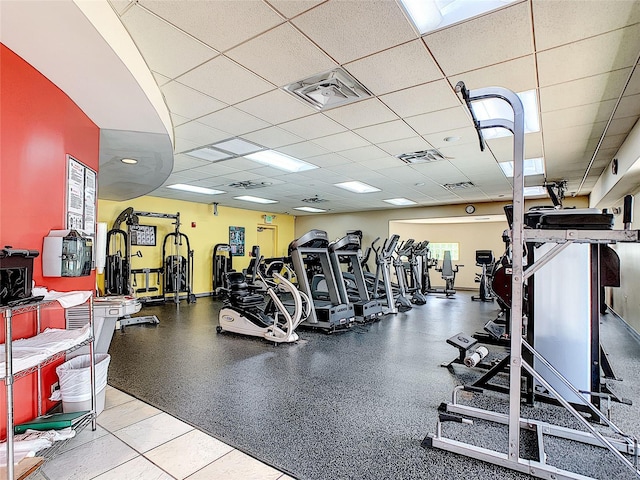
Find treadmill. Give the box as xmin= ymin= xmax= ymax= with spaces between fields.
xmin=328 ymin=234 xmax=384 ymax=323
xmin=288 ymin=230 xmax=355 ymax=331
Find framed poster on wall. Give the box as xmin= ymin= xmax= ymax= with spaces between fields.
xmin=66 ymin=154 xmax=97 ymax=235
xmin=229 ymin=226 xmax=245 ymax=256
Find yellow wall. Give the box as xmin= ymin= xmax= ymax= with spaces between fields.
xmin=98 ymin=196 xmax=295 ymax=295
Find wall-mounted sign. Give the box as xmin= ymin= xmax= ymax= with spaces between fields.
xmin=229 ymin=226 xmax=245 ymax=256
xmin=66 ymin=155 xmax=96 ymax=235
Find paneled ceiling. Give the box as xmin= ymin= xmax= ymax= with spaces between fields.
xmin=109 ymin=0 xmax=640 ymax=215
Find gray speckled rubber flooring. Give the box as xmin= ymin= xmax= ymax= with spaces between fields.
xmin=107 ymin=292 xmax=640 ymax=480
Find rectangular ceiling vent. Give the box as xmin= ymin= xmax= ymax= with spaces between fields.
xmin=301 ymin=196 xmax=328 ymax=203
xmin=443 ymin=181 xmax=475 ymax=190
xmin=283 ymin=67 xmax=372 ymax=111
xmin=397 ymin=149 xmax=447 ymax=164
xmin=228 ymin=180 xmax=272 ymax=189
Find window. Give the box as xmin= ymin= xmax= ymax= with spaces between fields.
xmin=429 ymin=242 xmax=459 ymax=261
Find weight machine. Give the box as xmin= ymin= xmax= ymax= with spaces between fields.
xmin=423 ymin=82 xmax=640 ymax=480
xmin=471 ymin=250 xmax=495 ymax=302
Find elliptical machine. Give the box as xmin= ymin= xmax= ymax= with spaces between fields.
xmin=216 ymin=267 xmax=310 ymax=344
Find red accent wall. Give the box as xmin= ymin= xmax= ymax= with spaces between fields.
xmin=0 ymin=44 xmax=99 ymax=437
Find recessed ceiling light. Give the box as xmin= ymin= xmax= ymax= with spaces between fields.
xmin=472 ymin=89 xmax=540 ymax=139
xmin=523 ymin=186 xmax=547 ymax=197
xmin=294 ymin=206 xmax=327 ymax=213
xmin=400 ymin=0 xmax=518 ymax=35
xmin=334 ymin=181 xmax=381 ymax=193
xmin=384 ymin=198 xmax=417 ymax=206
xmin=245 ymin=150 xmax=318 ymax=173
xmin=499 ymin=157 xmax=545 ymax=177
xmin=184 ymin=147 xmax=232 ymax=162
xmin=234 ymin=195 xmax=278 ymax=204
xmin=121 ymin=158 xmax=138 ymax=164
xmin=212 ymin=138 xmax=264 ymax=155
xmin=167 ymin=184 xmax=225 ymax=195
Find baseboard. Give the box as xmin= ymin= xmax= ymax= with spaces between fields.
xmin=606 ymin=306 xmax=640 ymax=345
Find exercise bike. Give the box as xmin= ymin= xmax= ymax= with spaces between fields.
xmin=471 ymin=250 xmax=495 ymax=302
xmin=216 ymin=269 xmax=310 ymax=344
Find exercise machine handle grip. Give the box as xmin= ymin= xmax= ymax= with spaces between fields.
xmin=623 ymin=194 xmax=634 ymax=229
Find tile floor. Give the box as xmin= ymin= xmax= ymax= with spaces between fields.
xmin=31 ymin=385 xmax=294 ymax=480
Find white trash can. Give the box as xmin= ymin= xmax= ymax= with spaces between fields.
xmin=52 ymin=354 xmax=110 ymax=416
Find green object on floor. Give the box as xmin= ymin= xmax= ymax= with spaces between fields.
xmin=14 ymin=411 xmax=90 ymax=434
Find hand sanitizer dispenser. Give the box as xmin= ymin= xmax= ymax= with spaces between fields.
xmin=43 ymin=230 xmax=93 ymax=277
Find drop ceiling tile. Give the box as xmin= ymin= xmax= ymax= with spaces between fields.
xmin=277 ymin=141 xmax=329 ymax=158
xmin=324 ymin=98 xmax=399 ymax=130
xmin=537 ymin=24 xmax=640 ymax=87
xmin=267 ymin=0 xmax=323 ymax=18
xmin=404 ymin=106 xmax=470 ymax=135
xmin=599 ymin=133 xmax=627 ymax=150
xmin=172 ymin=153 xmax=210 ymax=172
xmin=378 ymin=136 xmax=432 ymax=156
xmin=224 ymin=171 xmax=270 ymax=182
xmin=303 ymin=153 xmax=350 ymax=168
xmin=244 ymin=166 xmax=293 ymax=178
xmin=161 ymin=81 xmax=227 ymax=119
xmin=541 ymin=100 xmax=616 ymax=133
xmin=311 ymin=131 xmax=370 ymax=151
xmin=122 ymin=6 xmax=218 ymax=79
xmin=424 ymin=2 xmax=533 ymax=76
xmin=615 ymin=93 xmax=640 ymax=119
xmin=152 ymin=71 xmax=171 ymax=87
xmin=447 ymin=55 xmax=537 ymax=94
xmin=344 ymin=40 xmax=442 ymax=95
xmin=197 ymin=107 xmax=270 ymax=136
xmin=138 ymin=0 xmax=284 ymax=52
xmin=545 ymin=122 xmax=607 ymax=149
xmin=224 ymin=157 xmax=265 ymax=170
xmin=439 ymin=142 xmax=495 ymax=165
xmin=278 ymin=114 xmax=346 ymax=139
xmin=241 ymin=127 xmax=304 ymax=149
xmin=170 ymin=112 xmax=191 ymax=127
xmin=626 ymin=68 xmax=640 ymax=96
xmin=354 ymin=120 xmax=417 ymax=144
xmin=226 ymin=23 xmax=336 ymax=86
xmin=532 ymin=0 xmax=640 ymax=51
xmin=422 ymin=126 xmax=480 ymax=150
xmin=189 ymin=162 xmax=241 ymax=178
xmin=173 ymin=137 xmax=201 ymax=154
xmin=176 ymin=57 xmax=274 ymax=105
xmin=108 ymin=0 xmax=132 ymax=15
xmin=175 ymin=121 xmax=232 ymax=147
xmin=539 ymin=68 xmax=632 ymax=113
xmin=163 ymin=166 xmax=211 ymax=181
xmin=358 ymin=156 xmax=405 ymax=171
xmin=409 ymin=160 xmax=469 ymax=184
xmin=606 ymin=116 xmax=638 ymax=136
xmin=486 ymin=132 xmax=544 ymax=162
xmin=301 ymin=168 xmax=348 ymax=183
xmin=374 ymin=165 xmax=429 ymax=183
xmin=235 ymin=89 xmax=313 ymax=124
xmin=291 ymin=0 xmax=416 ymax=64
xmin=340 ymin=145 xmax=389 ymax=162
xmin=379 ymin=80 xmax=459 ymax=118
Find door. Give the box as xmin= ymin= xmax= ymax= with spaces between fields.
xmin=257 ymin=225 xmax=277 ymax=258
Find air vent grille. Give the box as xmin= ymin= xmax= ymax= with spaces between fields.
xmin=283 ymin=67 xmax=372 ymax=111
xmin=301 ymin=196 xmax=328 ymax=203
xmin=443 ymin=182 xmax=475 ymax=190
xmin=228 ymin=180 xmax=272 ymax=189
xmin=397 ymin=149 xmax=446 ymax=164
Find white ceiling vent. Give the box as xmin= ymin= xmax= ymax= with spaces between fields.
xmin=283 ymin=67 xmax=372 ymax=111
xmin=443 ymin=181 xmax=475 ymax=190
xmin=397 ymin=149 xmax=447 ymax=164
xmin=228 ymin=180 xmax=272 ymax=189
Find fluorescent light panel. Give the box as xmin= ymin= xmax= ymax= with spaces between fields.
xmin=212 ymin=138 xmax=263 ymax=155
xmin=294 ymin=206 xmax=327 ymax=213
xmin=167 ymin=184 xmax=225 ymax=195
xmin=334 ymin=181 xmax=381 ymax=193
xmin=234 ymin=195 xmax=278 ymax=204
xmin=499 ymin=157 xmax=545 ymax=177
xmin=400 ymin=0 xmax=517 ymax=35
xmin=245 ymin=150 xmax=318 ymax=173
xmin=384 ymin=198 xmax=417 ymax=206
xmin=184 ymin=147 xmax=232 ymax=162
xmin=472 ymin=90 xmax=540 ymax=139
